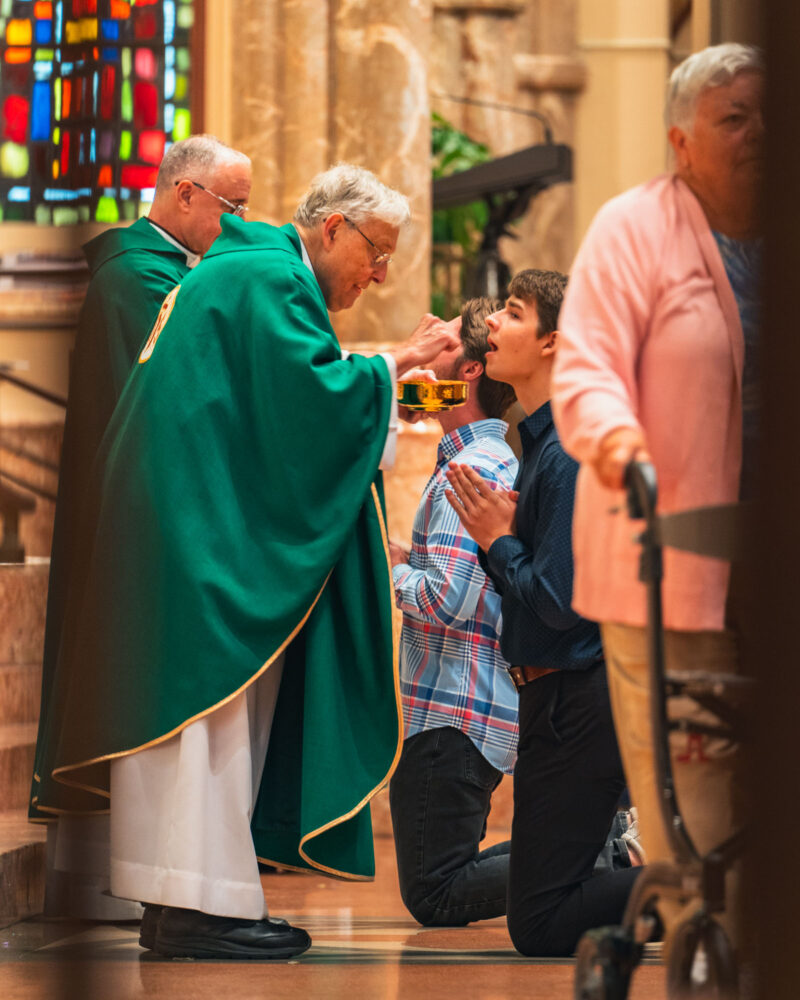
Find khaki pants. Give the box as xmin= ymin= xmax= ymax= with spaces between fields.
xmin=601 ymin=623 xmax=742 ymax=942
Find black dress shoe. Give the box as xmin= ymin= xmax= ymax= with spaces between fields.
xmin=139 ymin=903 xmax=164 ymax=950
xmin=153 ymin=906 xmax=311 ymax=960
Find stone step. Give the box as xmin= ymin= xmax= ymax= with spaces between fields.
xmin=0 ymin=721 xmax=37 ymax=811
xmin=0 ymin=558 xmax=49 ymax=667
xmin=0 ymin=808 xmax=46 ymax=928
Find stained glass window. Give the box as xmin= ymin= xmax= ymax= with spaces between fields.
xmin=0 ymin=0 xmax=200 ymax=225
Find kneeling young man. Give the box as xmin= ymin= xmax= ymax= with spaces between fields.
xmin=446 ymin=270 xmax=641 ymax=956
xmin=389 ymin=298 xmax=519 ymax=926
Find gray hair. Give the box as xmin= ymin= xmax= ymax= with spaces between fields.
xmin=155 ymin=134 xmax=251 ymax=191
xmin=293 ymin=163 xmax=411 ymax=229
xmin=666 ymin=43 xmax=763 ymax=131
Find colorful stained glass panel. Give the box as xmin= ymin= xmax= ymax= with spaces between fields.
xmin=0 ymin=0 xmax=198 ymax=223
xmin=2 ymin=93 xmax=27 ymax=142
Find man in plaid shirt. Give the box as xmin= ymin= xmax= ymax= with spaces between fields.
xmin=388 ymin=298 xmax=519 ymax=926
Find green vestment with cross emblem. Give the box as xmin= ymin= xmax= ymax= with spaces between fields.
xmin=31 ymin=216 xmax=401 ymax=881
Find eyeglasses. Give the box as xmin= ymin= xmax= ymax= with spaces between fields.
xmin=176 ymin=180 xmax=249 ymax=218
xmin=342 ymin=216 xmax=392 ymax=267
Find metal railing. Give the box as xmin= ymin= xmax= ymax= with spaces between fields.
xmin=0 ymin=368 xmax=68 ymax=409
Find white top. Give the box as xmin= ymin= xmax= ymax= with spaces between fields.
xmin=145 ymin=218 xmax=201 ymax=268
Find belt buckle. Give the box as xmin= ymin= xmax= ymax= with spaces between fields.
xmin=508 ymin=666 xmax=527 ymax=690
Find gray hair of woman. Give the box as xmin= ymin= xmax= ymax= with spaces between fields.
xmin=665 ymin=42 xmax=764 ymax=131
xmin=293 ymin=163 xmax=411 ymax=229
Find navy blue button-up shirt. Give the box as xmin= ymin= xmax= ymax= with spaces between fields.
xmin=480 ymin=401 xmax=604 ymax=671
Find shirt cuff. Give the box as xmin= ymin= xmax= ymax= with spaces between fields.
xmin=377 ymin=352 xmax=398 ymax=470
xmin=486 ymin=534 xmax=526 ymax=579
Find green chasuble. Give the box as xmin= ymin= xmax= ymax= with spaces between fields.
xmin=33 ymin=216 xmax=401 ymax=881
xmin=30 ymin=218 xmax=189 ymax=822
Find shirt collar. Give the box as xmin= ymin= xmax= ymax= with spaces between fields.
xmin=145 ymin=219 xmax=201 ymax=268
xmin=437 ymin=418 xmax=508 ymax=467
xmin=293 ymin=225 xmax=317 ymax=278
xmin=518 ymin=400 xmax=553 ymax=450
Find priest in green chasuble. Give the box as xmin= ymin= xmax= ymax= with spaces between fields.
xmin=32 ymin=164 xmax=458 ymax=960
xmin=31 ymin=135 xmax=252 ymax=921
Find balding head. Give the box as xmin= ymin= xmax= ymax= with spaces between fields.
xmin=149 ymin=134 xmax=252 ymax=255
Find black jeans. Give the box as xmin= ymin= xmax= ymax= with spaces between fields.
xmin=390 ymin=722 xmax=633 ymax=928
xmin=389 ymin=726 xmax=508 ymax=926
xmin=507 ymin=662 xmax=641 ymax=956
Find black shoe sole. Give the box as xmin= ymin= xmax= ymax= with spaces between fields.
xmin=139 ymin=903 xmax=163 ymax=951
xmin=153 ymin=936 xmax=311 ymax=961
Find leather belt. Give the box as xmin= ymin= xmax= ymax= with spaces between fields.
xmin=508 ymin=665 xmax=559 ymax=690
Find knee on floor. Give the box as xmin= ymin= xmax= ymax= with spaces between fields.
xmin=507 ymin=914 xmax=570 ymax=958
xmin=400 ymin=885 xmax=471 ymax=928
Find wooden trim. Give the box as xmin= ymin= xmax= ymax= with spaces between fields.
xmin=0 ymin=290 xmax=83 ymax=330
xmin=190 ymin=0 xmax=206 ymax=133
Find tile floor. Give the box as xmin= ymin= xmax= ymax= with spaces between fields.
xmin=0 ymin=835 xmax=667 ymax=1000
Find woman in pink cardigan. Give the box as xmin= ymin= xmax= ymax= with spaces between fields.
xmin=552 ymin=43 xmax=763 ymax=946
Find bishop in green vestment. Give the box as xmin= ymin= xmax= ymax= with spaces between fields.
xmin=31 ymin=138 xmax=252 ymax=831
xmin=33 ymin=207 xmax=454 ymax=892
xmin=30 ymin=219 xmax=191 ymax=823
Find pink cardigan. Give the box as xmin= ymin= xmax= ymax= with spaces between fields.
xmin=552 ymin=175 xmax=743 ymax=631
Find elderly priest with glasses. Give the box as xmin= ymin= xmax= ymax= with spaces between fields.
xmin=31 ymin=163 xmax=458 ymax=961
xmin=30 ymin=134 xmax=252 ymax=921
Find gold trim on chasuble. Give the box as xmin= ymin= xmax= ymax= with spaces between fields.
xmin=46 ymin=571 xmax=334 ymax=808
xmin=138 ymin=283 xmax=181 ymax=363
xmin=46 ymin=484 xmax=402 ymax=886
xmin=289 ymin=483 xmax=404 ymax=881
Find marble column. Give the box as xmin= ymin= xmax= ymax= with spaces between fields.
xmin=230 ymin=0 xmax=283 ymax=223
xmin=222 ymin=0 xmax=432 ymax=339
xmin=330 ymin=0 xmax=433 ymax=345
xmin=280 ymin=0 xmax=332 ymax=222
xmin=574 ymin=0 xmax=671 ymax=241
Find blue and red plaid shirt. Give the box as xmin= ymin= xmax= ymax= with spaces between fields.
xmin=392 ymin=419 xmax=519 ymax=773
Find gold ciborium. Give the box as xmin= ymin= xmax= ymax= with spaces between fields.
xmin=397 ymin=379 xmax=468 ymax=412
